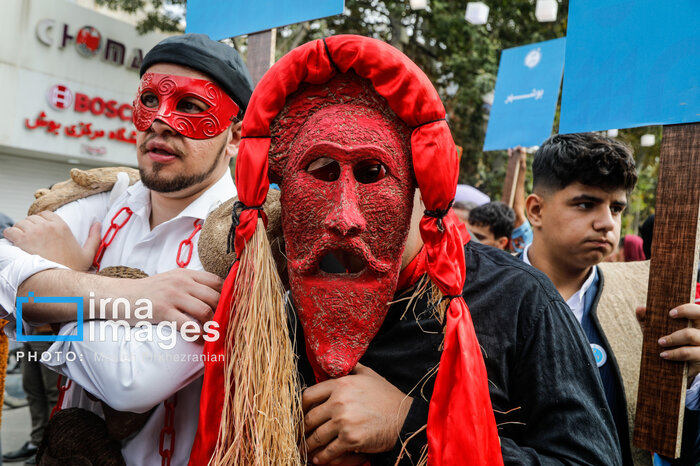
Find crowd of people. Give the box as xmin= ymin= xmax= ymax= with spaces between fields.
xmin=0 ymin=32 xmax=698 ymax=466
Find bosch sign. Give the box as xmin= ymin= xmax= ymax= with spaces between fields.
xmin=36 ymin=20 xmax=144 ymax=71
xmin=46 ymin=84 xmax=132 ymax=122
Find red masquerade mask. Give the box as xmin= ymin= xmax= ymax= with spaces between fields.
xmin=132 ymin=72 xmax=239 ymax=139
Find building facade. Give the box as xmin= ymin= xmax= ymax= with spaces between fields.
xmin=0 ymin=0 xmax=169 ymax=222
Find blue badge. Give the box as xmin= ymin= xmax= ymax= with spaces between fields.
xmin=590 ymin=343 xmax=607 ymax=368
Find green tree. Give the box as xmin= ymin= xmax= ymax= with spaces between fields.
xmin=280 ymin=0 xmax=568 ymax=198
xmin=102 ymin=0 xmax=660 ymax=227
xmin=95 ymin=0 xmax=185 ymax=34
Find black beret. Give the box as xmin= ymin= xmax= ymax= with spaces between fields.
xmin=140 ymin=33 xmax=254 ymax=111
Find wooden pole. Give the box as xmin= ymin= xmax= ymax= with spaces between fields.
xmin=634 ymin=123 xmax=700 ymax=458
xmin=501 ymin=149 xmax=521 ymax=208
xmin=246 ymin=28 xmax=277 ymax=86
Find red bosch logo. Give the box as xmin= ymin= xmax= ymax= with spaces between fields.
xmin=46 ymin=85 xmax=74 ymax=110
xmin=44 ymin=84 xmax=133 ymax=122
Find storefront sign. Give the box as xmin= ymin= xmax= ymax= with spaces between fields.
xmin=46 ymin=84 xmax=133 ymax=121
xmin=25 ymin=111 xmax=136 ymax=146
xmin=36 ymin=19 xmax=144 ymax=71
xmin=25 ymin=82 xmax=137 ymax=147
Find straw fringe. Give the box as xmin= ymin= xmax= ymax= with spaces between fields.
xmin=210 ymin=221 xmax=304 ymax=466
xmin=393 ymin=277 xmax=446 ymax=466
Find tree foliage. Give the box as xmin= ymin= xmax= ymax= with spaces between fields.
xmin=95 ymin=0 xmax=185 ymax=34
xmin=101 ymin=0 xmax=659 ymax=231
xmin=284 ymin=0 xmax=568 ymax=198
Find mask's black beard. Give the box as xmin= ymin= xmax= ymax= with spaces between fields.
xmin=140 ymin=141 xmax=225 ymax=193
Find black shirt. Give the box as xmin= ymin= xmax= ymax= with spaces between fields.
xmin=294 ymin=242 xmax=622 ymax=465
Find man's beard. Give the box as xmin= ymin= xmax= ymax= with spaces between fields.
xmin=139 ymin=139 xmax=226 ymax=193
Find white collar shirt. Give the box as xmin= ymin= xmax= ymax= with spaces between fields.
xmin=522 ymin=243 xmax=597 ymax=324
xmin=0 ymin=170 xmax=235 ymax=466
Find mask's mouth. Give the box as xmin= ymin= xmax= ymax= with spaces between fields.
xmin=318 ymin=249 xmax=366 ymax=275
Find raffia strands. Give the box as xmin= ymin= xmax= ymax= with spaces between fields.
xmin=210 ymin=221 xmax=304 ymax=466
xmin=395 ymin=277 xmax=445 ymax=466
xmin=399 ymin=275 xmax=447 ymax=325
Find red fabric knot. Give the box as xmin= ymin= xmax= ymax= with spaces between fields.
xmin=227 ymin=201 xmax=266 ymax=254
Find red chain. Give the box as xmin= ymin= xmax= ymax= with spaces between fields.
xmin=93 ymin=207 xmax=133 ymax=271
xmin=92 ymin=209 xmax=203 ymax=270
xmin=50 ymin=374 xmax=72 ymax=419
xmin=158 ymin=394 xmax=178 ymax=466
xmin=176 ymin=219 xmax=203 ymax=268
xmin=88 ymin=210 xmax=201 ymax=464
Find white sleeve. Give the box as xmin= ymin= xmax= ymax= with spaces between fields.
xmin=43 ymin=321 xmax=204 ymax=413
xmin=0 ymin=192 xmax=111 ymax=338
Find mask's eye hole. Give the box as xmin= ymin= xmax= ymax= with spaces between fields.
xmin=140 ymin=92 xmax=159 ymax=108
xmin=307 ymin=157 xmax=340 ymax=182
xmin=176 ymin=97 xmax=210 ymax=114
xmin=354 ymin=160 xmax=387 ymax=184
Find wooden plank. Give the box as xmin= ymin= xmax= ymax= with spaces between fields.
xmin=634 ymin=123 xmax=700 ymax=458
xmin=246 ymin=29 xmax=276 ymax=86
xmin=500 ymin=149 xmax=521 ymax=208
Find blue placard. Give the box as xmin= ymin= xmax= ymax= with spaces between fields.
xmin=186 ymin=0 xmax=345 ymax=40
xmin=483 ymin=38 xmax=566 ymax=151
xmin=560 ymin=0 xmax=700 ymax=134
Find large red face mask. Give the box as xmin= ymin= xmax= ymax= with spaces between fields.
xmin=132 ymin=72 xmax=239 ymax=139
xmin=274 ymin=77 xmax=414 ymax=378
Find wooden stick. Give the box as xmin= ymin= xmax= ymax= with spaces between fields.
xmin=501 ymin=149 xmax=521 ymax=208
xmin=246 ymin=29 xmax=277 ymax=86
xmin=633 ymin=123 xmax=700 ymax=458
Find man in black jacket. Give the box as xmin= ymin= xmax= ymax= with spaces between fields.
xmin=280 ymin=75 xmax=621 ymax=464
xmin=295 ymin=239 xmax=622 ymax=464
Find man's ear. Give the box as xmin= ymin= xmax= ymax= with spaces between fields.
xmin=496 ymin=236 xmax=510 ymax=251
xmin=526 ymin=193 xmax=545 ymax=228
xmin=225 ymin=121 xmax=243 ymax=160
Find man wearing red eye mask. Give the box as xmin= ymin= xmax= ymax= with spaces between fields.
xmin=0 ymin=34 xmax=253 ymax=465
xmin=191 ymin=36 xmax=622 ymax=466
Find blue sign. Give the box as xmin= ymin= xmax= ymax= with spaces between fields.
xmin=16 ymin=292 xmax=83 ymax=342
xmin=560 ymin=0 xmax=700 ymax=134
xmin=186 ymin=0 xmax=345 ymax=40
xmin=484 ymin=38 xmax=566 ymax=151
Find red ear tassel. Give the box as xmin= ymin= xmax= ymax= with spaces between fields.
xmin=189 ymin=261 xmax=239 ymax=464
xmin=428 ymin=297 xmax=504 ymax=465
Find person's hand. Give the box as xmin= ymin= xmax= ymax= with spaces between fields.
xmin=302 ymin=363 xmax=412 ymax=465
xmin=122 ymin=269 xmax=223 ymax=330
xmin=657 ymin=303 xmax=700 ymax=381
xmin=635 ymin=306 xmax=646 ymax=331
xmin=509 ymin=146 xmax=527 ymax=170
xmin=4 ymin=211 xmax=101 ymax=272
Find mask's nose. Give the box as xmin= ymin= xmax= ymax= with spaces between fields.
xmin=324 ymin=170 xmax=367 ymax=237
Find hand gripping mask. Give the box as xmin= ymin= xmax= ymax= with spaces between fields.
xmin=132 ymin=72 xmax=239 ymax=139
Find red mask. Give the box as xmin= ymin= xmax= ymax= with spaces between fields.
xmin=132 ymin=72 xmax=239 ymax=139
xmin=276 ymin=79 xmax=414 ymax=379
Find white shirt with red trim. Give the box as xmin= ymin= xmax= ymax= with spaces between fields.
xmin=0 ymin=171 xmax=235 ymax=465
